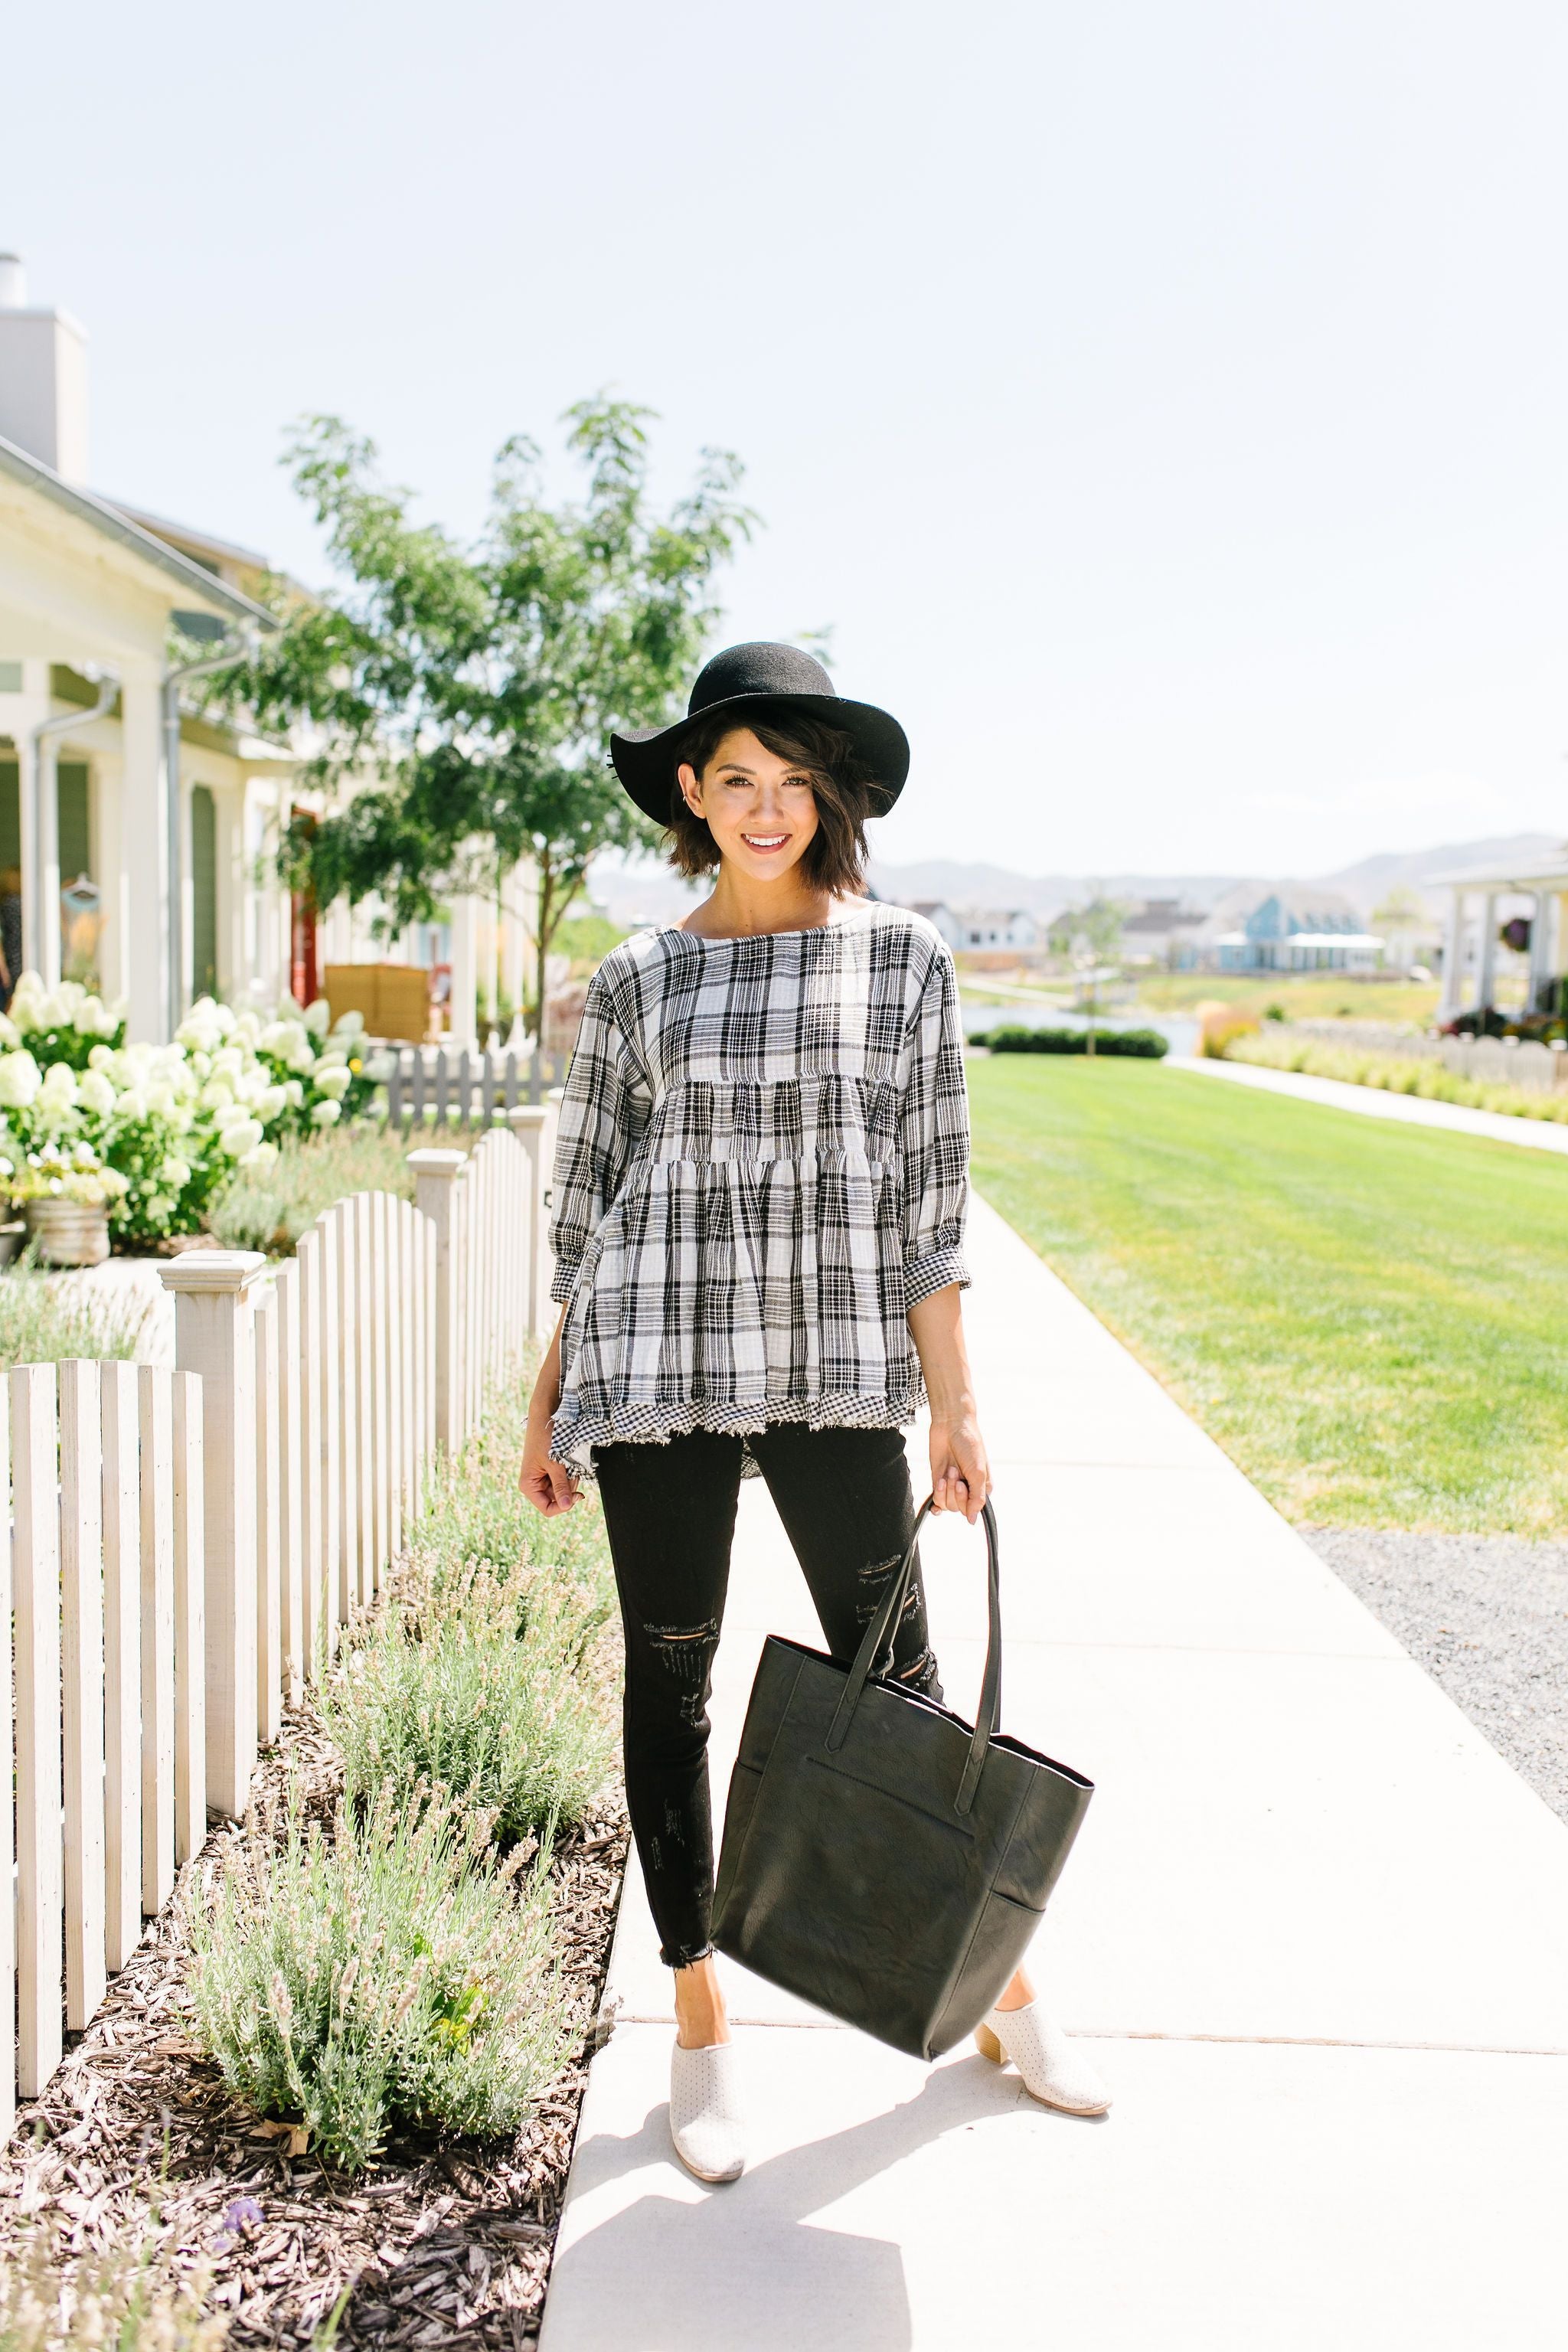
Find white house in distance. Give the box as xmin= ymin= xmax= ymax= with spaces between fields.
xmin=1119 ymin=897 xmax=1205 ymax=969
xmin=1433 ymin=845 xmax=1567 ymax=1020
xmin=903 ymin=900 xmax=1040 ymax=953
xmin=0 ymin=252 xmax=520 ymax=1045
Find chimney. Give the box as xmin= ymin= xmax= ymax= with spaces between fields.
xmin=0 ymin=253 xmax=90 ymax=483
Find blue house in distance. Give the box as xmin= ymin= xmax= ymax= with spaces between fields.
xmin=1200 ymin=884 xmax=1381 ymax=974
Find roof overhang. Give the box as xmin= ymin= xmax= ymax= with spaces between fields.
xmin=1430 ymin=855 xmax=1568 ymax=892
xmin=0 ymin=433 xmax=278 ymax=632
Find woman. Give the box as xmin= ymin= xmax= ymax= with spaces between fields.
xmin=520 ymin=642 xmax=1109 ymax=2181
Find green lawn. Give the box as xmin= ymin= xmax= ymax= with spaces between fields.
xmin=966 ymin=1057 xmax=1568 ymax=1534
xmin=1132 ymin=972 xmax=1443 ymax=1024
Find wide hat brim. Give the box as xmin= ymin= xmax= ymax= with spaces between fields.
xmin=610 ymin=691 xmax=910 ymax=826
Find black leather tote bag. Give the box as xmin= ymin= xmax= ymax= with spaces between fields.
xmin=712 ymin=1498 xmax=1093 ymax=2061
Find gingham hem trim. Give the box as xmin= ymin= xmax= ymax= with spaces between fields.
xmin=551 ymin=1383 xmax=925 ymax=1481
xmin=903 ymin=1244 xmax=970 ymax=1308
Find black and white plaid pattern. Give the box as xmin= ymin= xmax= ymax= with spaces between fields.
xmin=548 ymin=902 xmax=970 ymax=1471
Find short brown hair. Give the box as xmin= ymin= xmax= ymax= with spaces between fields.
xmin=663 ymin=712 xmax=890 ymax=892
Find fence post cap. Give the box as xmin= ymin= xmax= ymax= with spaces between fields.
xmin=407 ymin=1147 xmax=467 ymax=1176
xmin=507 ymin=1104 xmax=550 ymax=1131
xmin=158 ymin=1250 xmax=267 ymax=1295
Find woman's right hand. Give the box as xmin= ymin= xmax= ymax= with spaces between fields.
xmin=519 ymin=1428 xmax=580 ymax=1516
xmin=519 ymin=1305 xmax=579 ymax=1514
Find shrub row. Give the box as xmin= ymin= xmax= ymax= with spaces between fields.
xmin=1226 ymin=1028 xmax=1568 ymax=1123
xmin=971 ymin=1024 xmax=1169 ymax=1059
xmin=188 ymin=1381 xmax=619 ymax=2174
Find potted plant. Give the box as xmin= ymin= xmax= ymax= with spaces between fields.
xmin=2 ymin=1145 xmax=129 ymax=1266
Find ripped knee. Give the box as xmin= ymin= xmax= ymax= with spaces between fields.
xmin=642 ymin=1617 xmax=720 ymax=1727
xmin=854 ymin=1553 xmax=920 ymax=1629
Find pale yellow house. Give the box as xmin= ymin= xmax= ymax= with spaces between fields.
xmin=0 ymin=252 xmax=524 ymax=1046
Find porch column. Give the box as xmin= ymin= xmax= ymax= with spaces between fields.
xmin=502 ymin=862 xmax=528 ymax=1033
xmin=17 ymin=731 xmax=41 ymax=979
xmin=260 ymin=792 xmax=290 ymax=1008
xmin=1439 ymin=890 xmax=1466 ymax=1021
xmin=1528 ymin=890 xmax=1555 ymax=1013
xmin=1475 ymin=891 xmax=1498 ymax=1016
xmin=119 ymin=662 xmax=168 ymax=1042
xmin=94 ymin=752 xmax=126 ymax=1001
xmin=448 ymin=891 xmax=479 ymax=1045
xmin=220 ymin=784 xmax=245 ymax=1002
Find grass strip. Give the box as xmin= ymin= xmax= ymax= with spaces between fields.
xmin=967 ymin=1056 xmax=1568 ymax=1534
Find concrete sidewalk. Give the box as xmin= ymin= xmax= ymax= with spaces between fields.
xmin=541 ymin=1199 xmax=1568 ymax=2351
xmin=1170 ymin=1049 xmax=1568 ymax=1155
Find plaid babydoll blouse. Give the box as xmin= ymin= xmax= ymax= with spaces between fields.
xmin=547 ymin=900 xmax=970 ymax=1471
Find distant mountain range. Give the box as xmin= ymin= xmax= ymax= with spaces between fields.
xmin=1311 ymin=834 xmax=1560 ymax=916
xmin=588 ymin=832 xmax=1561 ymax=929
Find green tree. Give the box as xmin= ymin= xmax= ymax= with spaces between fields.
xmin=1067 ymin=893 xmax=1127 ymax=1056
xmin=212 ymin=402 xmax=753 ymax=1034
xmin=1370 ymin=884 xmax=1429 ymax=933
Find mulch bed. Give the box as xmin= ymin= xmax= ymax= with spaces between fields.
xmin=1 ymin=1699 xmax=628 ymax=2348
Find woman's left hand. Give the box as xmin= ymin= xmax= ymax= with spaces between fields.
xmin=929 ymin=1409 xmax=991 ymax=1524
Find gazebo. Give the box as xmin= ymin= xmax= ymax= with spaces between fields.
xmin=1434 ymin=847 xmax=1568 ymax=1021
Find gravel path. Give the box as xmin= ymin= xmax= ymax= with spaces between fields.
xmin=1299 ymin=1527 xmax=1568 ymax=1826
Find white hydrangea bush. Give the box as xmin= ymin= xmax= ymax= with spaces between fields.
xmin=0 ymin=976 xmax=385 ymax=1244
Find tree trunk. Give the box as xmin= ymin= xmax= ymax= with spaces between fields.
xmin=534 ymin=857 xmax=556 ymax=1058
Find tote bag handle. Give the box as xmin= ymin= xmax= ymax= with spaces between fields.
xmin=825 ymin=1494 xmax=1001 ymax=1817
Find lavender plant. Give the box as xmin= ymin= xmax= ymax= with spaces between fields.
xmin=324 ymin=1559 xmax=613 ymax=1848
xmin=187 ymin=1785 xmax=569 ymax=2173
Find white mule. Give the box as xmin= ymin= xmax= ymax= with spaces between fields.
xmin=975 ymin=2001 xmax=1112 ymax=2115
xmin=669 ymin=2040 xmax=748 ymax=2182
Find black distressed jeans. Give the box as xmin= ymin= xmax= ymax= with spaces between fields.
xmin=595 ymin=1423 xmax=942 ymax=1969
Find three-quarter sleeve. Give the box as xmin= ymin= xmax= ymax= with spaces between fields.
xmin=900 ymin=944 xmax=971 ymax=1306
xmin=548 ymin=969 xmax=649 ymax=1305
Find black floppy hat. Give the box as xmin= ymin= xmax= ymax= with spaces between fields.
xmin=609 ymin=641 xmax=910 ymax=825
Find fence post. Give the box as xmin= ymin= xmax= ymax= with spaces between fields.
xmin=101 ymin=1364 xmax=141 ymax=1972
xmin=171 ymin=1371 xmax=206 ymax=1865
xmin=0 ymin=1389 xmax=11 ymax=2138
xmin=161 ymin=1251 xmax=265 ymax=1821
xmin=508 ymin=1104 xmax=551 ymax=1339
xmin=271 ymin=1260 xmax=305 ymax=1707
xmin=12 ymin=1364 xmax=61 ymax=2099
xmin=59 ymin=1360 xmax=106 ymax=2033
xmin=253 ymin=1283 xmax=283 ymax=1746
xmin=137 ymin=1366 xmax=175 ymax=1913
xmin=409 ymin=1148 xmax=466 ymax=1454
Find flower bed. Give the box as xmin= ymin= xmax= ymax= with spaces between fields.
xmin=1225 ymin=1026 xmax=1568 ymax=1124
xmin=0 ymin=1380 xmax=628 ymax=2344
xmin=0 ymin=976 xmax=384 ymax=1249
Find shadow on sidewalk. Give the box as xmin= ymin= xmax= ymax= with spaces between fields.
xmin=547 ymin=2048 xmax=1094 ymax=2350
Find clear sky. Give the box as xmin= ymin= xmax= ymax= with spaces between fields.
xmin=5 ymin=0 xmax=1566 ymax=877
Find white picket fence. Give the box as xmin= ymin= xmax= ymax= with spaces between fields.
xmin=2 ymin=1109 xmax=557 ymax=2141
xmin=381 ymin=1044 xmax=571 ymax=1126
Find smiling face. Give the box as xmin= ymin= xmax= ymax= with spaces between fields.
xmin=675 ymin=727 xmax=822 ymax=885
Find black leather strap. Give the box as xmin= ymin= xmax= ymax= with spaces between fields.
xmin=825 ymin=1495 xmax=1001 ymax=1816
